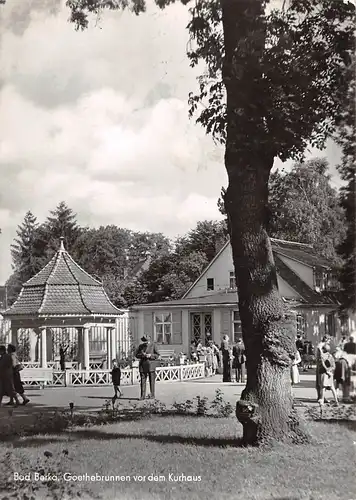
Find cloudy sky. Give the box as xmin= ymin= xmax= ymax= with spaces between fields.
xmin=0 ymin=0 xmax=342 ymax=284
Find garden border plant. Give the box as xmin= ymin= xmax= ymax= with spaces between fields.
xmin=0 ymin=390 xmax=354 ymax=443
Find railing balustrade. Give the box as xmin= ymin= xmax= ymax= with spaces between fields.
xmin=22 ymin=363 xmax=205 ymax=387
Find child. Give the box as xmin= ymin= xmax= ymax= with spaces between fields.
xmin=318 ymin=344 xmax=338 ymax=406
xmin=111 ymin=359 xmax=122 ymax=403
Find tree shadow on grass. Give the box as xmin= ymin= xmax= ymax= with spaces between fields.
xmin=70 ymin=428 xmax=244 ymax=448
xmin=12 ymin=427 xmax=243 ymax=449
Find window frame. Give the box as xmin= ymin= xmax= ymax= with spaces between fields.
xmin=153 ymin=312 xmax=172 ymax=345
xmin=229 ymin=271 xmax=237 ymax=290
xmin=206 ymin=278 xmax=214 ymax=291
xmin=232 ymin=310 xmax=242 ymax=343
xmin=296 ymin=313 xmax=306 ymax=336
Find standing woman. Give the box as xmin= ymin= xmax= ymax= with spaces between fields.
xmin=221 ymin=335 xmax=232 ymax=382
xmin=7 ymin=344 xmax=30 ymax=406
xmin=316 ymin=336 xmax=330 ymax=400
xmin=209 ymin=340 xmax=219 ymax=375
xmin=291 ymin=349 xmax=301 ymax=388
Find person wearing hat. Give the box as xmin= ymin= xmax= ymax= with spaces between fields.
xmin=135 ymin=335 xmax=160 ymax=400
xmin=344 ymin=333 xmax=356 ymax=355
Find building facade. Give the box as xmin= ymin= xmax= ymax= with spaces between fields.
xmin=130 ymin=239 xmax=355 ymax=355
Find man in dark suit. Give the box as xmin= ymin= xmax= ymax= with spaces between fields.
xmin=135 ymin=336 xmax=160 ymax=400
xmin=344 ymin=334 xmax=356 ymax=354
xmin=0 ymin=345 xmax=20 ymax=407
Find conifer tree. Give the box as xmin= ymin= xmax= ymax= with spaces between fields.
xmin=7 ymin=211 xmax=43 ymax=304
xmin=40 ymin=201 xmax=83 ymax=258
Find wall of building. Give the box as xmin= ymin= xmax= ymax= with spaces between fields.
xmin=185 ymin=244 xmax=302 ymax=300
xmin=185 ymin=245 xmax=233 ymax=298
xmin=130 ymin=309 xmax=188 ymax=354
xmin=130 ymin=303 xmax=354 ymax=356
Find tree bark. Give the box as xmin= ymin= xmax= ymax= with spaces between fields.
xmin=221 ymin=0 xmax=308 ymax=445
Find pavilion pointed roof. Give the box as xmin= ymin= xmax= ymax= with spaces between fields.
xmin=4 ymin=238 xmax=123 ymax=318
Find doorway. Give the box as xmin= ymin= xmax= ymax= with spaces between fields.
xmin=191 ymin=312 xmax=213 ymax=345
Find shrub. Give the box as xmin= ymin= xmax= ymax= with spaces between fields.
xmin=172 ymin=399 xmax=194 ymax=414
xmin=210 ymin=389 xmax=234 ymax=417
xmin=195 ymin=395 xmax=209 ymax=416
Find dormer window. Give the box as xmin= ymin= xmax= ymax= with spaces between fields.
xmin=315 ymin=270 xmax=324 ymax=291
xmin=326 ymin=272 xmax=339 ymax=291
xmin=229 ymin=271 xmax=237 ymax=290
xmin=314 ymin=269 xmax=338 ymax=292
xmin=207 ymin=278 xmax=214 ymax=291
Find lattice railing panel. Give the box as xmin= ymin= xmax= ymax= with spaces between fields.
xmin=52 ymin=371 xmax=65 ymax=386
xmin=181 ymin=363 xmax=205 ymax=380
xmin=156 ymin=367 xmax=180 ymax=382
xmin=22 ymin=362 xmax=40 ymax=368
xmin=22 ymin=363 xmax=205 ymax=387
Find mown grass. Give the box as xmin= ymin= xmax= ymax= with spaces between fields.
xmin=1 ymin=415 xmax=355 ymax=500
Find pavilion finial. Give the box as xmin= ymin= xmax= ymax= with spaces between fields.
xmin=59 ymin=236 xmax=65 ymax=252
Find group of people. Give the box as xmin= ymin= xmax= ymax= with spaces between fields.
xmin=291 ymin=333 xmax=356 ymax=405
xmin=110 ymin=335 xmax=160 ymax=403
xmin=190 ymin=335 xmax=246 ymax=383
xmin=316 ymin=334 xmax=356 ymax=405
xmin=0 ymin=344 xmax=30 ymax=407
xmin=110 ymin=333 xmax=247 ymax=402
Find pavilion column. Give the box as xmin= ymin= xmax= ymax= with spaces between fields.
xmin=106 ymin=327 xmax=112 ymax=370
xmin=40 ymin=326 xmax=47 ymax=368
xmin=29 ymin=329 xmax=37 ymax=362
xmin=10 ymin=325 xmax=18 ymax=347
xmin=110 ymin=327 xmax=117 ymax=362
xmin=77 ymin=327 xmax=83 ymax=369
xmin=83 ymin=327 xmax=90 ymax=371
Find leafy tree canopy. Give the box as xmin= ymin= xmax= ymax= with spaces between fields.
xmin=67 ymin=0 xmax=354 ymax=163
xmin=125 ymin=249 xmax=208 ymax=305
xmin=268 ymin=158 xmax=347 ymax=263
xmin=175 ymin=219 xmax=227 ymax=262
xmin=336 ymin=60 xmax=356 ymax=311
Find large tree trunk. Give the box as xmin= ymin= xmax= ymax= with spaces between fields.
xmin=221 ymin=0 xmax=308 ymax=445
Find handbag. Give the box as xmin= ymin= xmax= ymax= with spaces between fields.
xmin=15 ymin=363 xmax=23 ymax=372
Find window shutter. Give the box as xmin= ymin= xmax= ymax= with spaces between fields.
xmin=221 ymin=309 xmax=231 ymax=338
xmin=172 ymin=310 xmax=182 ymax=344
xmin=143 ymin=312 xmax=153 ymax=338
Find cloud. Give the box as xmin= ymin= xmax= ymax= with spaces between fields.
xmin=0 ymin=0 xmax=228 ymax=283
xmin=0 ymin=0 xmax=342 ymax=286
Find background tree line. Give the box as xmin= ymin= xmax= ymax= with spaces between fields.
xmin=6 ymin=157 xmax=353 ymax=311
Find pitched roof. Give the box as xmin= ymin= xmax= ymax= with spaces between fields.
xmin=133 ymin=238 xmax=339 ymax=310
xmin=131 ymin=291 xmax=240 ymax=309
xmin=271 ymin=239 xmax=332 ymax=268
xmin=130 ymin=255 xmax=152 ymax=279
xmin=274 ymin=255 xmax=338 ymax=306
xmin=182 ymin=238 xmax=334 ymax=298
xmin=4 ymin=239 xmax=123 ymax=318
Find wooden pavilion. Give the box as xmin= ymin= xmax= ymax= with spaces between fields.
xmin=3 ymin=238 xmax=125 ymax=370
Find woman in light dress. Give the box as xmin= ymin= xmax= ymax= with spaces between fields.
xmin=316 ymin=336 xmax=330 ymax=400
xmin=318 ymin=344 xmax=338 ymax=406
xmin=291 ymin=349 xmax=301 ymax=387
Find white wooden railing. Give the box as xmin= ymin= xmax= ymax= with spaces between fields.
xmin=23 ymin=363 xmax=205 ymax=387
xmin=22 ymin=361 xmax=80 ymax=370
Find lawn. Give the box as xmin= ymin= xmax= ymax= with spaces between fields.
xmin=1 ymin=415 xmax=355 ymax=500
